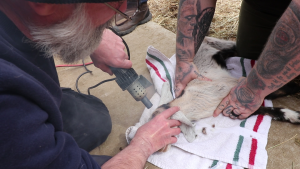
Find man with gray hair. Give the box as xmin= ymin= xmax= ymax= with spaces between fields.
xmin=0 ymin=0 xmax=181 ymax=168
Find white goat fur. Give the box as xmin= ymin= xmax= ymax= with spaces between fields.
xmin=169 ymin=37 xmax=238 ymax=121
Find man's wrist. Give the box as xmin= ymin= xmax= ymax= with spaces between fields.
xmin=129 ymin=137 xmax=153 ymax=159
xmin=244 ymin=78 xmax=269 ymax=100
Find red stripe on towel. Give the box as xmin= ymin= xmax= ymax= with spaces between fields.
xmin=249 ymin=138 xmax=258 ymax=166
xmin=248 ymin=113 xmax=263 ymax=168
xmin=146 ymin=59 xmax=166 ymax=82
xmin=226 ymin=163 xmax=232 ymax=169
xmin=253 ymin=114 xmax=264 ymax=132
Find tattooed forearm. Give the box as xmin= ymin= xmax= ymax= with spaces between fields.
xmin=193 ymin=7 xmax=215 ymax=54
xmin=175 ymin=63 xmax=194 ymax=82
xmin=176 ymin=0 xmax=197 ymax=63
xmin=176 ymin=44 xmax=193 ymax=62
xmin=247 ymin=69 xmax=266 ymax=90
xmin=256 ymin=1 xmax=300 ymax=81
xmin=243 ymin=0 xmax=300 ymax=97
xmin=175 ymin=0 xmax=216 ymax=88
xmin=176 ymin=0 xmax=216 ymax=58
xmin=256 ymin=51 xmax=286 ymax=79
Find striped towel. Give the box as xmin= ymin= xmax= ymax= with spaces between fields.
xmin=126 ymin=46 xmax=272 ymax=169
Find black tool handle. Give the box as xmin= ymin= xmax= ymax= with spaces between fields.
xmin=110 ymin=67 xmax=138 ymax=91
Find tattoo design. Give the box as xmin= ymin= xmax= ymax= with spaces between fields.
xmin=256 ymin=3 xmax=300 ymax=81
xmin=223 ymin=106 xmax=233 ymax=114
xmin=289 ymin=59 xmax=300 ymax=69
xmin=177 ymin=46 xmax=193 ymax=62
xmin=234 ymin=79 xmax=260 ymax=110
xmin=193 ymin=7 xmax=215 ymax=54
xmin=276 ymin=75 xmax=287 ymax=83
xmin=194 ymin=71 xmax=204 ymax=79
xmin=287 ymin=72 xmax=296 ymax=79
xmin=176 ymin=0 xmax=215 ymax=85
xmin=256 ymin=51 xmax=287 ymax=79
xmin=273 ymin=79 xmax=280 ymax=83
xmin=235 ymin=103 xmax=239 ymax=109
xmin=247 ymin=69 xmax=266 ymax=90
xmin=268 ymin=83 xmax=284 ymax=90
xmin=224 ymin=105 xmax=233 ymax=114
xmin=282 ymin=66 xmax=291 ymax=76
xmin=235 ymin=87 xmax=255 ymax=104
xmin=176 ymin=64 xmax=194 ymax=82
xmin=176 ymin=0 xmax=197 ymax=62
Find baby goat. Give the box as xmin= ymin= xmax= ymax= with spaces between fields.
xmin=152 ymin=37 xmax=300 ymax=151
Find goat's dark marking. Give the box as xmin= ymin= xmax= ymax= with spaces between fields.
xmin=212 ymin=124 xmax=215 ymax=128
xmin=152 ymin=104 xmax=170 ymax=118
xmin=177 ymin=90 xmax=185 ymax=98
xmin=151 ymin=110 xmax=161 ymax=119
xmin=254 ymin=107 xmax=298 ymax=123
xmin=202 ymin=127 xmax=207 ymax=135
xmin=159 ymin=103 xmax=171 ymax=110
xmin=212 ymin=45 xmax=238 ymax=69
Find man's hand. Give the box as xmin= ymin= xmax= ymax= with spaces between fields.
xmin=130 ymin=107 xmax=181 ymax=157
xmin=102 ymin=107 xmax=181 ymax=169
xmin=175 ymin=62 xmax=211 ymax=97
xmin=213 ymin=77 xmax=263 ymax=119
xmin=90 ymin=29 xmax=132 ymax=75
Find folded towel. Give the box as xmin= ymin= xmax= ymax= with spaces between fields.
xmin=126 ymin=46 xmax=272 ymax=169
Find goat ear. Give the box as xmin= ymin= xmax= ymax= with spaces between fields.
xmin=27 ymin=2 xmax=55 ymax=16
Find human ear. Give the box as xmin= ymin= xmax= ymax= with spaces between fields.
xmin=27 ymin=2 xmax=55 ymax=16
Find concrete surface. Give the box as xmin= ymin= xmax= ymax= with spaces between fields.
xmin=56 ymin=21 xmax=300 ymax=169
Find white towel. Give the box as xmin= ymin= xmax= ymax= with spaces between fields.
xmin=126 ymin=46 xmax=272 ymax=169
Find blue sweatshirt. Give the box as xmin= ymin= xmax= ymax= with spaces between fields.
xmin=0 ymin=11 xmax=100 ymax=169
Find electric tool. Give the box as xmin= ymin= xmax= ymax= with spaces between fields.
xmin=111 ymin=67 xmax=153 ymax=109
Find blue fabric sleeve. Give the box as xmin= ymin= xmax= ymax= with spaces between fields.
xmin=0 ymin=60 xmax=101 ymax=169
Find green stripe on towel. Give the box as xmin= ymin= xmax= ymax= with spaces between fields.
xmin=233 ymin=135 xmax=244 ymax=164
xmin=147 ymin=52 xmax=174 ymax=97
xmin=240 ymin=119 xmax=247 ymax=127
xmin=211 ymin=160 xmax=218 ymax=168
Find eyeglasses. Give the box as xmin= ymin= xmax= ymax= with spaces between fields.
xmin=104 ymin=0 xmax=138 ymax=26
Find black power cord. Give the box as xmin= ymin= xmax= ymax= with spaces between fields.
xmin=75 ymin=27 xmax=131 ymax=95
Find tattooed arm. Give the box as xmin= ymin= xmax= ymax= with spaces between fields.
xmin=174 ymin=0 xmax=216 ymax=97
xmin=213 ymin=0 xmax=300 ymax=119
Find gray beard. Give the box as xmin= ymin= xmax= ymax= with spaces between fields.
xmin=28 ymin=4 xmax=112 ymax=63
